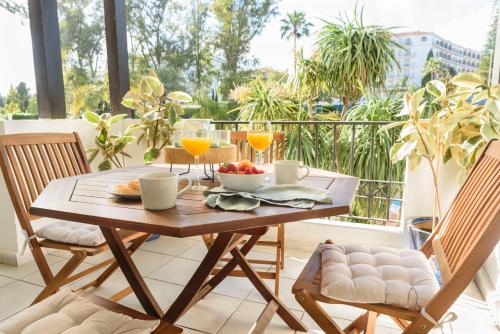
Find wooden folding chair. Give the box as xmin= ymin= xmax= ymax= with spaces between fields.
xmin=292 ymin=140 xmax=500 ymax=334
xmin=0 ymin=132 xmax=148 ymax=304
xmin=203 ymin=131 xmax=287 ymax=295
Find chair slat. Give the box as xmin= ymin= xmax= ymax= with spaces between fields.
xmin=21 ymin=145 xmax=44 ymax=194
xmin=5 ymin=145 xmax=31 ymax=212
xmin=50 ymin=143 xmax=69 ymax=177
xmin=44 ymin=144 xmax=63 ymax=179
xmin=433 ymin=144 xmax=500 ymax=274
xmin=58 ymin=143 xmax=76 ymax=176
xmin=29 ymin=145 xmax=50 ymax=187
xmin=36 ymin=144 xmax=57 ymax=181
xmin=65 ymin=143 xmax=82 ymax=175
xmin=13 ymin=145 xmax=38 ymax=202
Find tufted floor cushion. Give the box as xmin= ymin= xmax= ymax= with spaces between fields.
xmin=319 ymin=244 xmax=439 ymax=310
xmin=32 ymin=218 xmax=105 ymax=247
xmin=0 ymin=289 xmax=159 ymax=334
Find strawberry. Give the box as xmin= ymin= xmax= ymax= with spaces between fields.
xmin=228 ymin=163 xmax=238 ymax=172
xmin=237 ymin=170 xmax=245 ymax=174
xmin=227 ymin=171 xmax=234 ymax=174
xmin=256 ymin=169 xmax=264 ymax=174
xmin=245 ymin=167 xmax=254 ymax=174
xmin=251 ymin=166 xmax=258 ymax=173
xmin=218 ymin=165 xmax=228 ymax=173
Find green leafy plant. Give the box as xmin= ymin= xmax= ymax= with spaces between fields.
xmin=379 ymin=72 xmax=500 ymax=227
xmin=231 ymin=79 xmax=296 ymax=121
xmin=84 ymin=111 xmax=143 ymax=171
xmin=317 ymin=6 xmax=401 ymax=117
xmin=121 ymin=72 xmax=192 ymax=164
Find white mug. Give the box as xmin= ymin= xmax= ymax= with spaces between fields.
xmin=139 ymin=172 xmax=192 ymax=210
xmin=273 ymin=160 xmax=310 ymax=185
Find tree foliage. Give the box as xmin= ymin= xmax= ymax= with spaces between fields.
xmin=317 ymin=7 xmax=400 ymax=117
xmin=280 ymin=11 xmax=313 ymax=70
xmin=212 ymin=0 xmax=279 ymax=97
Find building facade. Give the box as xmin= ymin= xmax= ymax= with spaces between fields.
xmin=386 ymin=31 xmax=481 ymax=88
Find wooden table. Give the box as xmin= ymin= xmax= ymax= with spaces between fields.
xmin=30 ymin=166 xmax=358 ymax=332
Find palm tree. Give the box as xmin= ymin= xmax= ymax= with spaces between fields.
xmin=292 ymin=49 xmax=327 ymax=115
xmin=280 ymin=11 xmax=313 ymax=71
xmin=317 ymin=7 xmax=400 ymax=118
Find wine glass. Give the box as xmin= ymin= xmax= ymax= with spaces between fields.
xmin=181 ymin=119 xmax=211 ymax=191
xmin=247 ymin=121 xmax=273 ymax=169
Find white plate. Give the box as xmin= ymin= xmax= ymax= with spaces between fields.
xmin=107 ymin=185 xmax=142 ymax=199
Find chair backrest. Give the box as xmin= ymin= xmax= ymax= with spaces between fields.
xmin=231 ymin=131 xmax=285 ymax=163
xmin=420 ymin=140 xmax=499 ymax=324
xmin=0 ymin=132 xmax=90 ymax=234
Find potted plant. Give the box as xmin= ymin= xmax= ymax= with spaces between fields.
xmin=121 ymin=71 xmax=192 ymax=164
xmin=380 ymin=73 xmax=500 ymax=247
xmin=84 ymin=111 xmax=143 ymax=171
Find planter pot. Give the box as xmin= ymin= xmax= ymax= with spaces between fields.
xmin=408 ymin=217 xmax=434 ymax=250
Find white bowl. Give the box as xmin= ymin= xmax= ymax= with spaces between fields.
xmin=216 ymin=172 xmax=267 ymax=192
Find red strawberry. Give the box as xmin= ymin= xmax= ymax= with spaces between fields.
xmin=227 ymin=171 xmax=234 ymax=174
xmin=251 ymin=166 xmax=258 ymax=173
xmin=245 ymin=167 xmax=254 ymax=174
xmin=256 ymin=170 xmax=264 ymax=174
xmin=237 ymin=170 xmax=245 ymax=174
xmin=218 ymin=166 xmax=228 ymax=173
xmin=228 ymin=163 xmax=238 ymax=172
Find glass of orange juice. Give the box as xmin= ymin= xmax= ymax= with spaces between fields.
xmin=247 ymin=121 xmax=273 ymax=168
xmin=181 ymin=119 xmax=211 ymax=191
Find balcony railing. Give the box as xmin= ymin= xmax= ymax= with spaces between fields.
xmin=212 ymin=120 xmax=405 ymax=227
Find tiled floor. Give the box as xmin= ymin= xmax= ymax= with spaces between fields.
xmin=0 ymin=236 xmax=497 ymax=333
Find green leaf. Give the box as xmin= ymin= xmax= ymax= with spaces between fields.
xmin=86 ymin=149 xmax=99 ymax=164
xmin=481 ymin=122 xmax=500 ymax=141
xmin=143 ymin=111 xmax=163 ymax=121
xmin=399 ymin=124 xmax=416 ymax=139
xmin=426 ymin=80 xmax=446 ymax=98
xmin=139 ymin=77 xmax=153 ymax=95
xmin=452 ymin=73 xmax=484 ymax=88
xmin=377 ymin=121 xmax=405 ymax=134
xmin=110 ymin=114 xmax=128 ymax=124
xmin=167 ymin=91 xmax=192 ymax=103
xmin=144 ymin=76 xmax=164 ymax=97
xmin=83 ymin=111 xmax=100 ymax=124
xmin=392 ymin=140 xmax=417 ymax=162
xmin=144 ymin=147 xmax=160 ymax=164
xmin=98 ymin=160 xmax=112 ymax=171
xmin=115 ymin=135 xmax=136 ymax=145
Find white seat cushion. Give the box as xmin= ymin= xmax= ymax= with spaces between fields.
xmin=0 ymin=289 xmax=159 ymax=334
xmin=32 ymin=218 xmax=105 ymax=247
xmin=319 ymin=244 xmax=439 ymax=310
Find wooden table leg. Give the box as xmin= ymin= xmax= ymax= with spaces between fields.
xmin=100 ymin=227 xmax=163 ymax=318
xmin=231 ymin=247 xmax=307 ymax=331
xmin=163 ymin=232 xmax=237 ymax=323
xmin=164 ymin=229 xmax=307 ymax=332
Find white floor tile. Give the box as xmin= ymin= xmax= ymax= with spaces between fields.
xmin=147 ymin=257 xmax=200 ymax=286
xmin=212 ymin=276 xmax=255 ymax=300
xmin=0 ymin=255 xmax=63 ymax=280
xmin=118 ymin=278 xmax=184 ymax=312
xmin=0 ymin=276 xmax=15 ymax=289
xmin=178 ymin=242 xmax=208 ymax=261
xmin=177 ymin=292 xmax=242 ymax=333
xmin=130 ymin=250 xmax=175 ymax=276
xmin=219 ymin=300 xmax=302 ymax=334
xmin=247 ymin=277 xmax=302 ymax=311
xmin=20 ymin=261 xmax=94 ymax=286
xmin=0 ymin=281 xmax=43 ymax=321
xmin=141 ymin=236 xmax=198 ymax=256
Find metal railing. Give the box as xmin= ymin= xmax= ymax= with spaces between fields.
xmin=212 ymin=120 xmax=405 ymax=227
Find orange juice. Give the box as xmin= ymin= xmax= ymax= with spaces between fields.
xmin=181 ymin=138 xmax=211 ymax=156
xmin=247 ymin=132 xmax=272 ymax=151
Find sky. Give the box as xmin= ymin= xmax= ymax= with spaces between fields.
xmin=0 ymin=0 xmax=494 ymax=96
